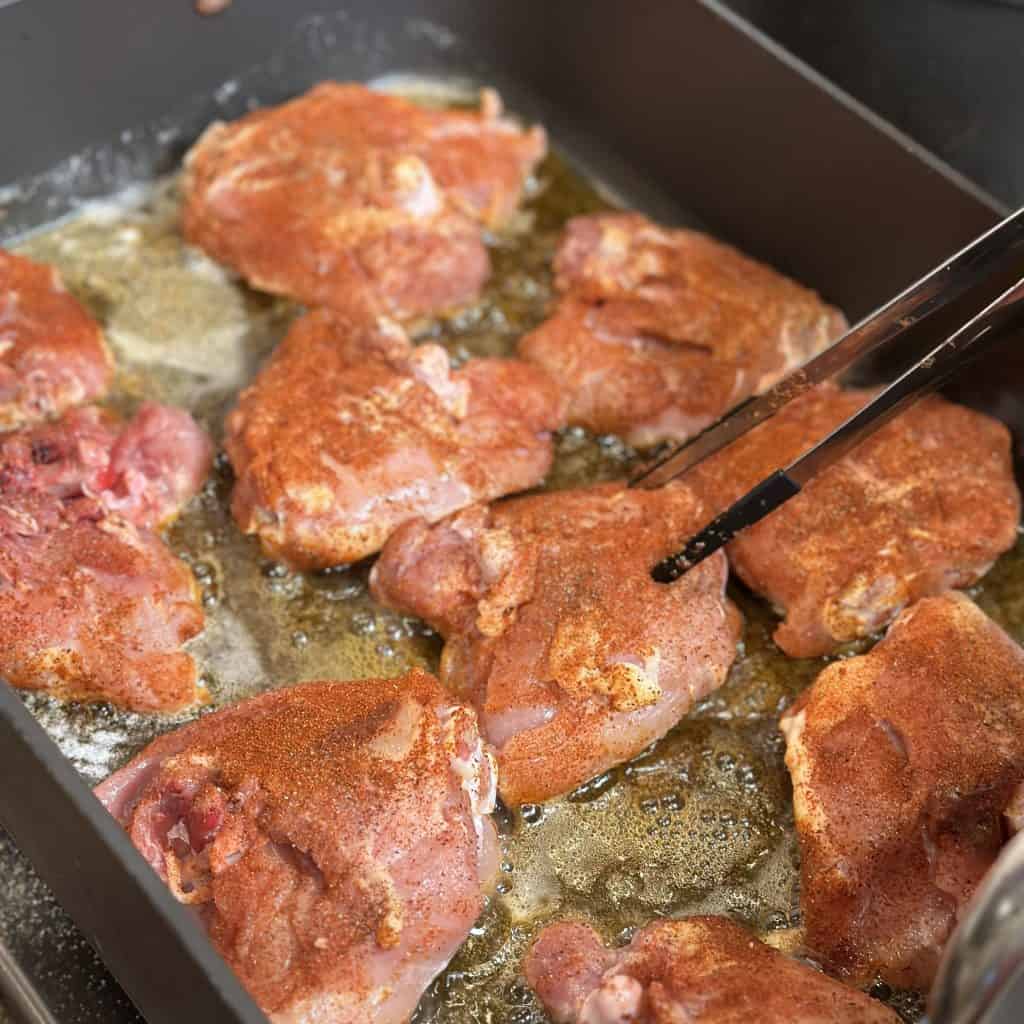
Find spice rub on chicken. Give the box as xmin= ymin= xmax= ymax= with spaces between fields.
xmin=517 ymin=213 xmax=846 ymax=447
xmin=96 ymin=671 xmax=499 ymax=1024
xmin=182 ymin=82 xmax=545 ymax=322
xmin=690 ymin=385 xmax=1020 ymax=657
xmin=0 ymin=250 xmax=113 ymax=430
xmin=0 ymin=404 xmax=212 ymax=711
xmin=226 ymin=308 xmax=566 ymax=570
xmin=371 ymin=483 xmax=740 ymax=805
xmin=524 ymin=917 xmax=899 ymax=1024
xmin=780 ymin=593 xmax=1024 ymax=989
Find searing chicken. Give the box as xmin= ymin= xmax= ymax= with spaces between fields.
xmin=781 ymin=593 xmax=1024 ymax=989
xmin=0 ymin=250 xmax=113 ymax=430
xmin=182 ymin=83 xmax=545 ymax=321
xmin=524 ymin=917 xmax=900 ymax=1023
xmin=690 ymin=385 xmax=1020 ymax=657
xmin=1 ymin=403 xmax=214 ymax=530
xmin=96 ymin=671 xmax=499 ymax=1024
xmin=0 ymin=504 xmax=205 ymax=711
xmin=226 ymin=309 xmax=565 ymax=569
xmin=517 ymin=213 xmax=845 ymax=446
xmin=0 ymin=404 xmax=212 ymax=711
xmin=371 ymin=483 xmax=740 ymax=804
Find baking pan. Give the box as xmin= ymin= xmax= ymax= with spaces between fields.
xmin=0 ymin=2 xmax=1018 ymax=1023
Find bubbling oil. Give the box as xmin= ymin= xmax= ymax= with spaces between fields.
xmin=18 ymin=144 xmax=1019 ymax=1023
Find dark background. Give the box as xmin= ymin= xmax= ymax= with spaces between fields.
xmin=1 ymin=0 xmax=1022 ymax=208
xmin=726 ymin=0 xmax=1024 ymax=206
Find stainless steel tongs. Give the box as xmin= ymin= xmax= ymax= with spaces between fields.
xmin=631 ymin=206 xmax=1024 ymax=584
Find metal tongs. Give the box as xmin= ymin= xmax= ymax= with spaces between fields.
xmin=629 ymin=208 xmax=1024 ymax=1023
xmin=632 ymin=206 xmax=1024 ymax=584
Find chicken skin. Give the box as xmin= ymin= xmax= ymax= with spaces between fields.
xmin=517 ymin=213 xmax=846 ymax=446
xmin=226 ymin=309 xmax=565 ymax=570
xmin=182 ymin=83 xmax=545 ymax=322
xmin=96 ymin=671 xmax=499 ymax=1024
xmin=689 ymin=385 xmax=1020 ymax=657
xmin=0 ymin=250 xmax=113 ymax=430
xmin=0 ymin=404 xmax=212 ymax=711
xmin=371 ymin=483 xmax=740 ymax=805
xmin=1 ymin=403 xmax=214 ymax=530
xmin=524 ymin=917 xmax=899 ymax=1023
xmin=780 ymin=593 xmax=1024 ymax=989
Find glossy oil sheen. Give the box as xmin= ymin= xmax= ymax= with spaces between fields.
xmin=11 ymin=143 xmax=1023 ymax=1024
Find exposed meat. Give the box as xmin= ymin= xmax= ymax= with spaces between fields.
xmin=524 ymin=917 xmax=899 ymax=1023
xmin=226 ymin=309 xmax=565 ymax=570
xmin=0 ymin=250 xmax=113 ymax=430
xmin=689 ymin=385 xmax=1020 ymax=657
xmin=0 ymin=403 xmax=213 ymax=530
xmin=370 ymin=483 xmax=740 ymax=804
xmin=0 ymin=404 xmax=212 ymax=711
xmin=182 ymin=83 xmax=545 ymax=322
xmin=517 ymin=213 xmax=846 ymax=446
xmin=780 ymin=593 xmax=1024 ymax=989
xmin=0 ymin=507 xmax=204 ymax=711
xmin=96 ymin=671 xmax=499 ymax=1024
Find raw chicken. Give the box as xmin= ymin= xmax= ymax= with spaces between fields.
xmin=371 ymin=483 xmax=740 ymax=804
xmin=690 ymin=385 xmax=1020 ymax=656
xmin=182 ymin=83 xmax=545 ymax=321
xmin=0 ymin=250 xmax=113 ymax=429
xmin=780 ymin=593 xmax=1024 ymax=988
xmin=0 ymin=505 xmax=204 ymax=711
xmin=518 ymin=213 xmax=845 ymax=446
xmin=226 ymin=309 xmax=565 ymax=569
xmin=96 ymin=671 xmax=499 ymax=1024
xmin=0 ymin=403 xmax=213 ymax=530
xmin=0 ymin=404 xmax=212 ymax=711
xmin=524 ymin=917 xmax=899 ymax=1023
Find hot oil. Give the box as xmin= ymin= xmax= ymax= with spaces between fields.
xmin=13 ymin=146 xmax=1020 ymax=1024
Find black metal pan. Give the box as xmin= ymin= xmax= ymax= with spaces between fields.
xmin=0 ymin=3 xmax=1019 ymax=1022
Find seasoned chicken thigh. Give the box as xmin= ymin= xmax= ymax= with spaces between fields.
xmin=525 ymin=917 xmax=899 ymax=1023
xmin=226 ymin=309 xmax=565 ymax=569
xmin=781 ymin=593 xmax=1024 ymax=989
xmin=371 ymin=483 xmax=740 ymax=804
xmin=1 ymin=403 xmax=213 ymax=530
xmin=690 ymin=385 xmax=1020 ymax=656
xmin=518 ymin=213 xmax=845 ymax=446
xmin=96 ymin=671 xmax=499 ymax=1024
xmin=183 ymin=83 xmax=545 ymax=321
xmin=0 ymin=250 xmax=113 ymax=429
xmin=0 ymin=404 xmax=212 ymax=711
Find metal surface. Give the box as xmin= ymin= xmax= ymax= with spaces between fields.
xmin=633 ymin=205 xmax=1024 ymax=491
xmin=0 ymin=3 xmax=1020 ymax=1024
xmin=929 ymin=828 xmax=1024 ymax=1024
xmin=0 ymin=685 xmax=266 ymax=1024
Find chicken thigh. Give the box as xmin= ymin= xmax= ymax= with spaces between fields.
xmin=97 ymin=671 xmax=499 ymax=1024
xmin=183 ymin=83 xmax=545 ymax=321
xmin=0 ymin=250 xmax=113 ymax=429
xmin=0 ymin=404 xmax=212 ymax=710
xmin=781 ymin=593 xmax=1024 ymax=988
xmin=691 ymin=385 xmax=1020 ymax=656
xmin=371 ymin=483 xmax=740 ymax=804
xmin=518 ymin=213 xmax=845 ymax=446
xmin=525 ymin=917 xmax=899 ymax=1023
xmin=226 ymin=308 xmax=565 ymax=569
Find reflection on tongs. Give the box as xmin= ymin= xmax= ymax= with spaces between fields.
xmin=631 ymin=206 xmax=1024 ymax=584
xmin=927 ymin=824 xmax=1024 ymax=1024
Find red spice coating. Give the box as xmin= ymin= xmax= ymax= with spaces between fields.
xmin=0 ymin=250 xmax=113 ymax=429
xmin=781 ymin=593 xmax=1024 ymax=989
xmin=96 ymin=671 xmax=499 ymax=1023
xmin=182 ymin=83 xmax=545 ymax=321
xmin=518 ymin=213 xmax=846 ymax=446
